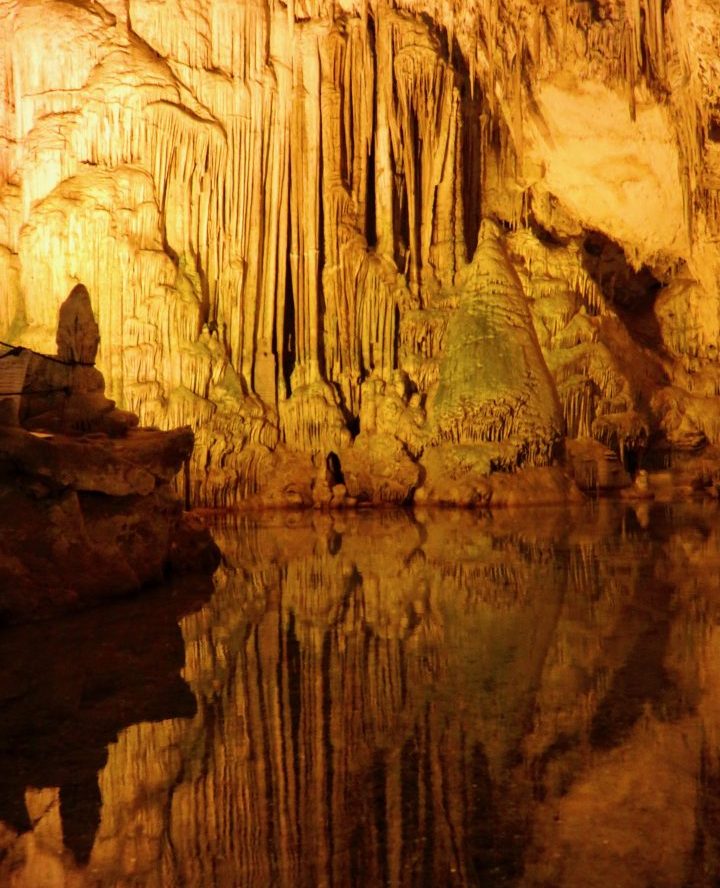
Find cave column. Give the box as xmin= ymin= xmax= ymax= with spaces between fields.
xmin=288 ymin=26 xmax=323 ymax=390
xmin=242 ymin=112 xmax=264 ymax=391
xmin=426 ymin=82 xmax=460 ymax=289
xmin=374 ymin=7 xmax=394 ymax=259
xmin=254 ymin=70 xmax=290 ymax=410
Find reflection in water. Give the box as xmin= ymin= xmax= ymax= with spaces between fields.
xmin=0 ymin=574 xmax=213 ymax=882
xmin=3 ymin=501 xmax=720 ymax=886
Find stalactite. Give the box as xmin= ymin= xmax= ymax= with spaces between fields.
xmin=560 ymin=378 xmax=597 ymax=440
xmin=317 ymin=18 xmax=375 ymax=415
xmin=356 ymin=253 xmax=399 ymax=383
xmin=382 ymin=8 xmax=463 ymax=300
xmin=3 ymin=0 xmax=720 ymax=504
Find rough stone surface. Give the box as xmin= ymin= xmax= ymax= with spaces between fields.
xmin=0 ymin=425 xmax=218 ymax=623
xmin=0 ymin=274 xmax=218 ymax=621
xmin=3 ymin=1 xmax=720 ymax=503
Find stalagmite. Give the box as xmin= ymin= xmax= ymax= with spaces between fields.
xmin=2 ymin=0 xmax=720 ymax=505
xmin=430 ymin=220 xmax=562 ymax=464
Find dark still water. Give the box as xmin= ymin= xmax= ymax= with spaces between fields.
xmin=2 ymin=501 xmax=720 ymax=887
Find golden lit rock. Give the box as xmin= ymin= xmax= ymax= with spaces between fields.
xmin=3 ymin=0 xmax=720 ymax=502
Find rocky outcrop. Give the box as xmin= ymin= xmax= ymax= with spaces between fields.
xmin=3 ymin=1 xmax=720 ymax=504
xmin=0 ymin=425 xmax=216 ymax=622
xmin=0 ymin=282 xmax=218 ymax=622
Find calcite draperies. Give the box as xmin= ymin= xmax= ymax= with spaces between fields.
xmin=3 ymin=0 xmax=720 ymax=503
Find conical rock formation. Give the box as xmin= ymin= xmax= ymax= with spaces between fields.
xmin=3 ymin=0 xmax=720 ymax=503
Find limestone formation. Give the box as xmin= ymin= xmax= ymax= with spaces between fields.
xmin=0 ymin=421 xmax=220 ymax=621
xmin=3 ymin=0 xmax=720 ymax=503
xmin=0 ymin=281 xmax=219 ymax=621
xmin=20 ymin=283 xmax=140 ymax=435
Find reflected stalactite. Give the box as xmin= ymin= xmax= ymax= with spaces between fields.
xmin=5 ymin=505 xmax=720 ymax=884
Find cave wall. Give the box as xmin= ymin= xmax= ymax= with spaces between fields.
xmin=3 ymin=0 xmax=720 ymax=505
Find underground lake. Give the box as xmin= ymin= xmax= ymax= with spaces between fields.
xmin=1 ymin=500 xmax=719 ymax=887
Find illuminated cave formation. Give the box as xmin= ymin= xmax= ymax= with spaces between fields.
xmin=3 ymin=0 xmax=720 ymax=506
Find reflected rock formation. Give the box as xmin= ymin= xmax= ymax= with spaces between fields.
xmin=3 ymin=505 xmax=720 ymax=885
xmin=0 ymin=572 xmax=213 ymax=885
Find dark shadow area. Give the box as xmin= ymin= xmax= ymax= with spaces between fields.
xmin=529 ymin=216 xmax=566 ymax=247
xmin=282 ymin=204 xmax=296 ymax=398
xmin=589 ymin=579 xmax=685 ymax=751
xmin=394 ymin=128 xmax=411 ymax=274
xmin=365 ymin=15 xmax=378 ymax=252
xmin=623 ymin=444 xmax=642 ymax=475
xmin=453 ymin=35 xmax=483 ymax=261
xmin=582 ymin=230 xmax=664 ymax=347
xmin=466 ymin=741 xmax=526 ymax=887
xmin=640 ymin=436 xmax=674 ymax=471
xmin=588 ymin=0 xmax=605 ymax=23
xmin=0 ymin=573 xmax=212 ymax=863
xmin=418 ymin=12 xmax=449 ymax=60
xmin=326 ymin=451 xmax=345 ymax=486
xmin=366 ymin=139 xmax=378 ymax=250
xmin=346 ymin=413 xmax=360 ymax=438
